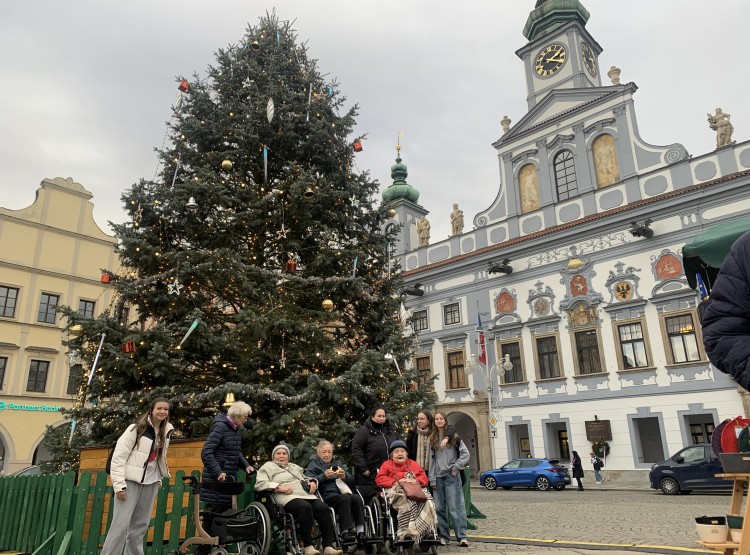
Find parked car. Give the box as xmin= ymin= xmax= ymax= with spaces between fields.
xmin=480 ymin=458 xmax=571 ymax=491
xmin=649 ymin=444 xmax=732 ymax=495
xmin=8 ymin=465 xmax=42 ymax=477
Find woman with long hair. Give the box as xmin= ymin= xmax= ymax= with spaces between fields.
xmin=429 ymin=412 xmax=469 ymax=547
xmin=101 ymin=397 xmax=173 ymax=555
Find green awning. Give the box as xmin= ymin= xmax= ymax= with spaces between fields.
xmin=683 ymin=215 xmax=750 ymax=289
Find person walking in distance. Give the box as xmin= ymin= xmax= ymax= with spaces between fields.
xmin=101 ymin=398 xmax=173 ymax=555
xmin=590 ymin=452 xmax=603 ymax=484
xmin=571 ymin=451 xmax=585 ymax=491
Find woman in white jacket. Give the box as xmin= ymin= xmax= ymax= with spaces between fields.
xmin=101 ymin=397 xmax=173 ymax=555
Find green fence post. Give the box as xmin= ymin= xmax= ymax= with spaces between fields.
xmin=52 ymin=472 xmax=76 ymax=555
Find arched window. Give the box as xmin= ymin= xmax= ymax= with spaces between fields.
xmin=554 ymin=150 xmax=578 ymax=201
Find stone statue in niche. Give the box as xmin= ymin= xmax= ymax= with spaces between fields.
xmin=593 ymin=134 xmax=619 ymax=187
xmin=450 ymin=204 xmax=464 ymax=235
xmin=416 ymin=217 xmax=431 ymax=246
xmin=707 ymin=107 xmax=734 ymax=148
xmin=519 ymin=164 xmax=540 ymax=213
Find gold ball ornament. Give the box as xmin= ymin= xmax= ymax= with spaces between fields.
xmin=387 ymin=208 xmax=397 ymax=218
xmin=221 ymin=160 xmax=233 ymax=171
xmin=70 ymin=324 xmax=84 ymax=338
xmin=322 ymin=299 xmax=334 ymax=312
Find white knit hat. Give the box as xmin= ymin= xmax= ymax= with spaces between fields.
xmin=271 ymin=444 xmax=290 ymax=459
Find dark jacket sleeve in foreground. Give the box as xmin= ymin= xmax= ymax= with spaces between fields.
xmin=702 ymin=231 xmax=750 ymax=391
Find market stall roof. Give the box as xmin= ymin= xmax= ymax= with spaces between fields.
xmin=683 ymin=215 xmax=750 ymax=289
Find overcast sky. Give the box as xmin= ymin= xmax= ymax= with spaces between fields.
xmin=2 ymin=1 xmax=749 ymax=241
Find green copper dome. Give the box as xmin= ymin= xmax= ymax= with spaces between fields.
xmin=382 ymin=154 xmax=420 ymax=204
xmin=523 ymin=0 xmax=590 ymax=42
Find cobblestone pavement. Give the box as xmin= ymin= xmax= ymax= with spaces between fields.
xmin=464 ymin=486 xmax=732 ymax=553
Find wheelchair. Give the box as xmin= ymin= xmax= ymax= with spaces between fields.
xmin=366 ymin=488 xmax=439 ymax=555
xmin=317 ymin=490 xmax=382 ymax=555
xmin=169 ymin=475 xmax=271 ymax=555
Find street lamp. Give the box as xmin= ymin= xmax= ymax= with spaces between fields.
xmin=470 ymin=353 xmax=513 ymax=469
xmin=384 ymin=353 xmax=408 ymax=392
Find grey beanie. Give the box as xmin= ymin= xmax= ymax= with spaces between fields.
xmin=272 ymin=444 xmax=290 ymax=459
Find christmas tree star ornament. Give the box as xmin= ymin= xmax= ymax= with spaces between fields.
xmin=276 ymin=224 xmax=289 ymax=239
xmin=168 ymin=280 xmax=184 ymax=295
xmin=133 ymin=203 xmax=144 ymax=225
xmin=267 ymin=98 xmax=275 ymax=123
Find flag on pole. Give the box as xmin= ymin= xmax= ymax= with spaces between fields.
xmin=477 ymin=313 xmax=487 ymax=365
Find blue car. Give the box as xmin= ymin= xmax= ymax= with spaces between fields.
xmin=480 ymin=458 xmax=572 ymax=491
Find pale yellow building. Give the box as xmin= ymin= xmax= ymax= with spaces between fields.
xmin=0 ymin=177 xmax=117 ymax=473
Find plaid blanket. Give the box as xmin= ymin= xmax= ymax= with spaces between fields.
xmin=385 ymin=484 xmax=437 ymax=538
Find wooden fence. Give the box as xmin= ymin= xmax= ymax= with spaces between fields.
xmin=0 ymin=465 xmax=482 ymax=555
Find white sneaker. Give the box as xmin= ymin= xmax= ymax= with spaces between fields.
xmin=304 ymin=546 xmax=320 ymax=555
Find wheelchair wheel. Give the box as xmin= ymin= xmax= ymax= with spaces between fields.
xmin=243 ymin=501 xmax=272 ymax=555
xmin=211 ymin=548 xmax=230 ymax=555
xmin=365 ymin=497 xmax=383 ymax=555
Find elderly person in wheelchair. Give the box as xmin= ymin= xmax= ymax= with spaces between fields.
xmin=375 ymin=440 xmax=437 ymax=541
xmin=305 ymin=440 xmax=365 ymax=549
xmin=255 ymin=444 xmax=343 ymax=555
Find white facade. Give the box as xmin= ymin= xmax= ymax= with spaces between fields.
xmin=384 ymin=1 xmax=750 ymax=478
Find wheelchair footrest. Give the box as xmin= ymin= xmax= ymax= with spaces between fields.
xmin=365 ymin=538 xmax=383 ymax=545
xmin=395 ymin=538 xmax=416 ymax=547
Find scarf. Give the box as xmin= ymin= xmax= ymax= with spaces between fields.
xmin=416 ymin=428 xmax=430 ymax=471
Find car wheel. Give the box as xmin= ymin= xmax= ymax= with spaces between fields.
xmin=535 ymin=476 xmax=551 ymax=491
xmin=484 ymin=476 xmax=497 ymax=490
xmin=554 ymin=484 xmax=565 ymax=491
xmin=501 ymin=486 xmax=512 ymax=490
xmin=659 ymin=477 xmax=680 ymax=495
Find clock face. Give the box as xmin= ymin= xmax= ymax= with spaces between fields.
xmin=535 ymin=43 xmax=567 ymax=77
xmin=581 ymin=42 xmax=597 ymax=77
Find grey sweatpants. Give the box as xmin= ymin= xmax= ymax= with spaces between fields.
xmin=100 ymin=480 xmax=161 ymax=555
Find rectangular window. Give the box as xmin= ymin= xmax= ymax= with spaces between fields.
xmin=414 ymin=355 xmax=431 ymax=387
xmin=443 ymin=303 xmax=460 ymax=326
xmin=575 ymin=330 xmax=602 ymax=374
xmin=446 ymin=350 xmax=466 ymax=389
xmin=78 ymin=299 xmax=96 ymax=319
xmin=618 ymin=322 xmax=649 ymax=368
xmin=67 ymin=364 xmax=84 ymax=395
xmin=27 ymin=360 xmax=50 ymax=392
xmin=500 ymin=342 xmax=524 ymax=383
xmin=665 ymin=314 xmax=701 ymax=363
xmin=536 ymin=336 xmax=561 ymax=379
xmin=37 ymin=293 xmax=60 ymax=324
xmin=411 ymin=310 xmax=428 ymax=333
xmin=0 ymin=286 xmax=19 ymax=318
xmin=0 ymin=356 xmax=6 ymax=389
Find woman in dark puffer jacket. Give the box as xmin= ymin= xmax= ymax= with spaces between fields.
xmin=352 ymin=405 xmax=398 ymax=502
xmin=197 ymin=401 xmax=254 ymax=555
xmin=702 ymin=230 xmax=750 ymax=391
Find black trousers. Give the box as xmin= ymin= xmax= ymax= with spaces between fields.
xmin=284 ymin=498 xmax=336 ymax=547
xmin=326 ymin=493 xmax=364 ymax=532
xmin=575 ymin=477 xmax=584 ymax=490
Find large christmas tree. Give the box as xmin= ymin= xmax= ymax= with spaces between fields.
xmin=53 ymin=13 xmax=433 ymax=469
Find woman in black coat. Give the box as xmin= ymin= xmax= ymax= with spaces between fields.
xmin=571 ymin=450 xmax=584 ymax=491
xmin=197 ymin=401 xmax=254 ymax=555
xmin=352 ymin=406 xmax=398 ymax=502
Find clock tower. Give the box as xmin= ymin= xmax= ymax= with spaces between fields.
xmin=516 ymin=0 xmax=603 ymax=110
